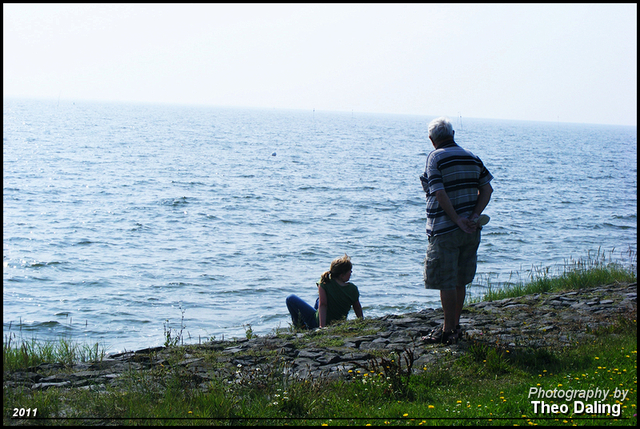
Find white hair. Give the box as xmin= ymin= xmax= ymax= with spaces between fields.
xmin=428 ymin=117 xmax=454 ymax=142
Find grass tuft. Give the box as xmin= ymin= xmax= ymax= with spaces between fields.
xmin=3 ymin=332 xmax=107 ymax=373
xmin=472 ymin=247 xmax=636 ymax=303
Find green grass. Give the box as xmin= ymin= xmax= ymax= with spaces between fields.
xmin=3 ymin=251 xmax=637 ymax=426
xmin=4 ymin=313 xmax=636 ymax=425
xmin=3 ymin=332 xmax=107 ymax=373
xmin=471 ymin=247 xmax=637 ymax=303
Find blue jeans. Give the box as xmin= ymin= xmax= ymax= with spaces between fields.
xmin=286 ymin=294 xmax=319 ymax=329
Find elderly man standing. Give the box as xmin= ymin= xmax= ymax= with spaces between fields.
xmin=420 ymin=116 xmax=493 ymax=345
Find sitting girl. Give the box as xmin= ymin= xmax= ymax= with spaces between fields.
xmin=286 ymin=254 xmax=363 ymax=329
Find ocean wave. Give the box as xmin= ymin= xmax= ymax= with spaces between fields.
xmin=159 ymin=196 xmax=190 ymax=206
xmin=602 ymin=223 xmax=634 ymax=230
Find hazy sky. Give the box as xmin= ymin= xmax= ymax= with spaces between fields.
xmin=3 ymin=3 xmax=637 ymax=126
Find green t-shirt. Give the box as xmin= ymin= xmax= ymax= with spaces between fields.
xmin=315 ymin=279 xmax=360 ymax=326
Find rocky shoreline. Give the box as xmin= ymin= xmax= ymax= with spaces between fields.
xmin=4 ymin=282 xmax=636 ymax=394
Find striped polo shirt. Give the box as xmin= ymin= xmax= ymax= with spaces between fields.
xmin=420 ymin=140 xmax=493 ymax=237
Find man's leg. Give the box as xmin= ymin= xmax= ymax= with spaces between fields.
xmin=440 ymin=288 xmax=458 ymax=333
xmin=455 ymin=230 xmax=480 ymax=328
xmin=425 ymin=233 xmax=460 ymax=341
xmin=454 ymin=284 xmax=466 ymax=327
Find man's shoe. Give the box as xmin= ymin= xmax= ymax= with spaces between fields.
xmin=422 ymin=327 xmax=458 ymax=345
xmin=455 ymin=324 xmax=464 ymax=340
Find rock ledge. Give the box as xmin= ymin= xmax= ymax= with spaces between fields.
xmin=4 ymin=283 xmax=636 ymax=393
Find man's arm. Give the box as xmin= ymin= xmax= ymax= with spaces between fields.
xmin=470 ymin=183 xmax=493 ymax=220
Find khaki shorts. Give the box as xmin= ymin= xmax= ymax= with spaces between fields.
xmin=424 ymin=228 xmax=481 ymax=290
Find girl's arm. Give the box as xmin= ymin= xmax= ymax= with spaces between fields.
xmin=353 ymin=299 xmax=363 ymax=319
xmin=318 ymin=285 xmax=328 ymax=328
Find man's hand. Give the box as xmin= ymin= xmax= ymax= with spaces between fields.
xmin=434 ymin=189 xmax=479 ymax=234
xmin=457 ymin=217 xmax=477 ymax=234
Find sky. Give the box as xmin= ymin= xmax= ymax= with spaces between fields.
xmin=3 ymin=3 xmax=637 ymax=126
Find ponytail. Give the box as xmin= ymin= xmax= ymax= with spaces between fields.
xmin=320 ymin=271 xmax=332 ymax=284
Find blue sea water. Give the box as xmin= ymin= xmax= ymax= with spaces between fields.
xmin=3 ymin=99 xmax=637 ymax=353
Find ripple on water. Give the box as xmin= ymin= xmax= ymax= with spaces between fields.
xmin=2 ymin=101 xmax=636 ymax=350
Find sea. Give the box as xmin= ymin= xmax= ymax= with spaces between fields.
xmin=3 ymin=98 xmax=637 ymax=353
